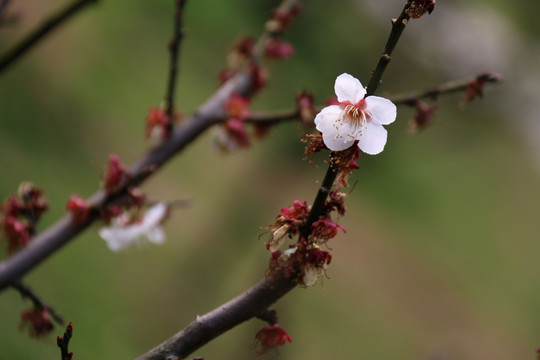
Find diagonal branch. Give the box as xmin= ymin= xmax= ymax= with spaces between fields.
xmin=0 ymin=0 xmax=303 ymax=292
xmin=0 ymin=0 xmax=98 ymax=75
xmin=135 ymin=273 xmax=296 ymax=360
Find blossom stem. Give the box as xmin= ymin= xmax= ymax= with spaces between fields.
xmin=10 ymin=279 xmax=65 ymax=325
xmin=300 ymin=160 xmax=339 ymax=239
xmin=365 ymin=0 xmax=413 ymax=96
xmin=0 ymin=0 xmax=98 ymax=75
xmin=164 ymin=0 xmax=188 ymax=127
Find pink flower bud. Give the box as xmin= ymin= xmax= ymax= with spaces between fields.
xmin=103 ymin=154 xmax=129 ymax=194
xmin=255 ymin=325 xmax=292 ymax=354
xmin=66 ymin=195 xmax=90 ymax=224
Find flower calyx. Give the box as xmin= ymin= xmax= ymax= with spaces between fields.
xmin=255 ymin=324 xmax=292 ymax=354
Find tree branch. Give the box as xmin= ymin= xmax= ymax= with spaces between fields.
xmin=0 ymin=0 xmax=98 ymax=75
xmin=244 ymin=71 xmax=503 ymax=126
xmin=389 ymin=71 xmax=503 ymax=104
xmin=57 ymin=322 xmax=74 ymax=360
xmin=0 ymin=0 xmax=303 ymax=292
xmin=164 ymin=0 xmax=188 ymax=125
xmin=365 ymin=0 xmax=412 ymax=96
xmin=135 ymin=274 xmax=296 ymax=360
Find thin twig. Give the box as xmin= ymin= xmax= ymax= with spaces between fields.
xmin=57 ymin=322 xmax=74 ymax=360
xmin=164 ymin=0 xmax=188 ymax=127
xmin=244 ymin=71 xmax=503 ymax=126
xmin=389 ymin=71 xmax=503 ymax=104
xmin=10 ymin=279 xmax=65 ymax=325
xmin=134 ymin=274 xmax=296 ymax=360
xmin=0 ymin=0 xmax=98 ymax=75
xmin=0 ymin=0 xmax=303 ymax=292
xmin=366 ymin=0 xmax=413 ymax=96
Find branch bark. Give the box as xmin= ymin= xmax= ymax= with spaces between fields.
xmin=0 ymin=0 xmax=303 ymax=292
xmin=135 ymin=274 xmax=297 ymax=360
xmin=0 ymin=0 xmax=98 ymax=75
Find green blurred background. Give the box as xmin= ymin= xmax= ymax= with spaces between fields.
xmin=0 ymin=0 xmax=539 ymax=359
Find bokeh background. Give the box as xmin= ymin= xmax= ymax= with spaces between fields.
xmin=0 ymin=0 xmax=539 ymax=359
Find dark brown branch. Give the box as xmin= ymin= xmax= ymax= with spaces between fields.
xmin=389 ymin=71 xmax=503 ymax=104
xmin=135 ymin=274 xmax=296 ymax=360
xmin=164 ymin=0 xmax=188 ymax=125
xmin=57 ymin=322 xmax=74 ymax=360
xmin=0 ymin=0 xmax=97 ymax=75
xmin=245 ymin=71 xmax=503 ymax=126
xmin=0 ymin=0 xmax=303 ymax=292
xmin=365 ymin=0 xmax=412 ymax=96
xmin=10 ymin=279 xmax=65 ymax=325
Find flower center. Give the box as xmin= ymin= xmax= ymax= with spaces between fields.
xmin=334 ymin=99 xmax=372 ymax=144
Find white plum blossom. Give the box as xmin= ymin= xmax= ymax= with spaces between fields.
xmin=99 ymin=202 xmax=168 ymax=252
xmin=314 ymin=73 xmax=397 ymax=154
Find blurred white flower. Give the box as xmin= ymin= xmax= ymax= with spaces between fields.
xmin=99 ymin=202 xmax=168 ymax=252
xmin=314 ymin=73 xmax=396 ymax=154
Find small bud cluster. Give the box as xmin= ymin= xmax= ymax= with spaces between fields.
xmin=102 ymin=154 xmax=130 ymax=194
xmin=145 ymin=106 xmax=182 ymax=146
xmin=0 ymin=183 xmax=48 ymax=254
xmin=460 ymin=72 xmax=502 ymax=108
xmin=406 ymin=0 xmax=436 ymax=19
xmin=264 ymin=190 xmax=347 ymax=287
xmin=255 ymin=320 xmax=292 ymax=355
xmin=263 ymin=6 xmax=299 ymax=60
xmin=409 ymin=99 xmax=436 ymax=132
xmin=215 ymin=93 xmax=252 ymax=152
xmin=219 ymin=36 xmax=268 ymax=96
xmin=20 ymin=307 xmax=54 ymax=338
xmin=66 ymin=195 xmax=91 ymax=224
xmin=296 ymin=91 xmax=316 ymax=127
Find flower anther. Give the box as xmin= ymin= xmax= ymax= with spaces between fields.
xmin=314 ymin=73 xmax=397 ymax=154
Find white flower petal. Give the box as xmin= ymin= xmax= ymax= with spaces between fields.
xmin=99 ymin=227 xmax=139 ymax=252
xmin=142 ymin=203 xmax=168 ymax=227
xmin=98 ymin=203 xmax=168 ymax=252
xmin=147 ymin=226 xmax=166 ymax=244
xmin=356 ymin=122 xmax=388 ymax=155
xmin=315 ymin=105 xmax=358 ymax=151
xmin=365 ymin=96 xmax=397 ymax=125
xmin=334 ymin=73 xmax=366 ymax=103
